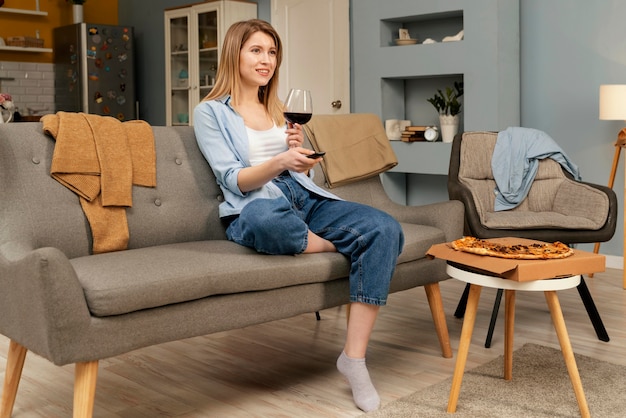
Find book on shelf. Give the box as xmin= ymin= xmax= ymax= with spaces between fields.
xmin=404 ymin=125 xmax=428 ymax=132
xmin=401 ymin=130 xmax=425 ymax=142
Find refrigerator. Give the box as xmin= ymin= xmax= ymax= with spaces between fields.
xmin=54 ymin=23 xmax=137 ymax=121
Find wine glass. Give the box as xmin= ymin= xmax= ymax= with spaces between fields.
xmin=284 ymin=89 xmax=313 ymax=126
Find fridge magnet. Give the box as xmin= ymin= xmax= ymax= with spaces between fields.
xmin=117 ymin=113 xmax=124 ymax=121
xmin=89 ymin=27 xmax=99 ymax=35
xmin=118 ymin=53 xmax=127 ymax=63
xmin=117 ymin=95 xmax=126 ymax=105
xmin=88 ymin=72 xmax=99 ymax=81
xmin=122 ymin=34 xmax=129 ymax=42
xmin=118 ymin=68 xmax=127 ymax=78
xmin=95 ymin=58 xmax=103 ymax=68
xmin=107 ymin=90 xmax=116 ymax=100
xmin=120 ymin=83 xmax=126 ymax=92
xmin=94 ymin=92 xmax=103 ymax=104
xmin=102 ymin=105 xmax=110 ymax=114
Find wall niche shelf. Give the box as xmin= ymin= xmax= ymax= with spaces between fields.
xmin=352 ymin=0 xmax=520 ymax=205
xmin=381 ymin=10 xmax=463 ymax=47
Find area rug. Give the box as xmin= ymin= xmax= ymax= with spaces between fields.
xmin=363 ymin=343 xmax=625 ymax=417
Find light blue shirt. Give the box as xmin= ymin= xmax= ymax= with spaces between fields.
xmin=193 ymin=95 xmax=340 ymax=217
xmin=492 ymin=127 xmax=581 ymax=211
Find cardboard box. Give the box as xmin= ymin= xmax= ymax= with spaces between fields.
xmin=427 ymin=237 xmax=605 ymax=282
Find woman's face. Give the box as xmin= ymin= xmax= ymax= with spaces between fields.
xmin=239 ymin=31 xmax=277 ymax=89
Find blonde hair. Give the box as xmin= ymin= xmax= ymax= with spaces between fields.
xmin=203 ymin=19 xmax=285 ymax=125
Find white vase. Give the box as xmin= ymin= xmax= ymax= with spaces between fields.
xmin=0 ymin=109 xmax=14 ymax=124
xmin=439 ymin=114 xmax=460 ymax=143
xmin=72 ymin=4 xmax=84 ymax=24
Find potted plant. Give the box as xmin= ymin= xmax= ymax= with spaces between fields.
xmin=427 ymin=81 xmax=464 ymax=142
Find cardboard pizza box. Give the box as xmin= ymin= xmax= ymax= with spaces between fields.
xmin=427 ymin=237 xmax=606 ymax=282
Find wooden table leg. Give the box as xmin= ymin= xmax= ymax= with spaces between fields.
xmin=504 ymin=289 xmax=516 ymax=381
xmin=0 ymin=340 xmax=27 ymax=418
xmin=447 ymin=283 xmax=482 ymax=413
xmin=544 ymin=290 xmax=590 ymax=418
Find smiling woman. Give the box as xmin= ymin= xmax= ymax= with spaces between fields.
xmin=193 ymin=19 xmax=406 ymax=413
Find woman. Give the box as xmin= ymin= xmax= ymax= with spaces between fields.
xmin=193 ymin=19 xmax=403 ymax=412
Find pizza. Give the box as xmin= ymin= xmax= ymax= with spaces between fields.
xmin=450 ymin=236 xmax=574 ymax=260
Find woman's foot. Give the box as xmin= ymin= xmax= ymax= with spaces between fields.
xmin=336 ymin=351 xmax=380 ymax=412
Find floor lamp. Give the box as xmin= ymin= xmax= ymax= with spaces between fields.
xmin=597 ymin=84 xmax=626 ymax=289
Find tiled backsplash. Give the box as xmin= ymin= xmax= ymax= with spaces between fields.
xmin=0 ymin=61 xmax=55 ymax=117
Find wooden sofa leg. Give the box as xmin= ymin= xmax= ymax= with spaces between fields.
xmin=424 ymin=283 xmax=453 ymax=358
xmin=74 ymin=360 xmax=99 ymax=418
xmin=0 ymin=340 xmax=28 ymax=418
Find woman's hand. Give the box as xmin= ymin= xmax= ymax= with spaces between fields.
xmin=286 ymin=123 xmax=305 ymax=149
xmin=237 ymin=147 xmax=321 ymax=192
xmin=281 ymin=147 xmax=322 ymax=173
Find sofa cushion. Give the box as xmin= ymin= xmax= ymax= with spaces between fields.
xmin=70 ymin=223 xmax=444 ymax=317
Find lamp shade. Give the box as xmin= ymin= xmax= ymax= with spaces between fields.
xmin=599 ymin=84 xmax=626 ymax=120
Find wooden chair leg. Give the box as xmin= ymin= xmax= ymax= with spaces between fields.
xmin=424 ymin=282 xmax=453 ymax=358
xmin=0 ymin=340 xmax=27 ymax=418
xmin=447 ymin=283 xmax=482 ymax=413
xmin=73 ymin=361 xmax=99 ymax=418
xmin=544 ymin=290 xmax=590 ymax=418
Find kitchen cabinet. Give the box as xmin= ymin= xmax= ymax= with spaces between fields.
xmin=164 ymin=0 xmax=257 ymax=126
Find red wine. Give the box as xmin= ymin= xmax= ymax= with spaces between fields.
xmin=284 ymin=112 xmax=312 ymax=125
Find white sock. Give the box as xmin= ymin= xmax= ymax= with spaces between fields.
xmin=336 ymin=351 xmax=380 ymax=412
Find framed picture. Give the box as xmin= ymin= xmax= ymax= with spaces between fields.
xmin=399 ymin=28 xmax=410 ymax=40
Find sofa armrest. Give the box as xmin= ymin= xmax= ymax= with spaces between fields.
xmin=0 ymin=243 xmax=91 ymax=363
xmin=382 ymin=200 xmax=465 ymax=242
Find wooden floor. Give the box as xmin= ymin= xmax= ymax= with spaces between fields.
xmin=1 ymin=269 xmax=625 ymax=417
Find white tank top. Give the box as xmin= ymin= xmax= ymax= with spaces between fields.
xmin=247 ymin=124 xmax=288 ymax=166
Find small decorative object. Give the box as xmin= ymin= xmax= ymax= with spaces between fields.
xmin=178 ymin=68 xmax=188 ymax=86
xmin=427 ymin=81 xmax=464 ymax=143
xmin=442 ymin=29 xmax=464 ymax=43
xmin=395 ymin=28 xmax=418 ymax=45
xmin=424 ymin=126 xmax=439 ymax=142
xmin=0 ymin=93 xmax=15 ymax=124
xmin=385 ymin=119 xmax=411 ymax=140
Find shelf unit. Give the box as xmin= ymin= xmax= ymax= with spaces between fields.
xmin=0 ymin=45 xmax=52 ymax=53
xmin=164 ymin=0 xmax=257 ymax=126
xmin=0 ymin=8 xmax=47 ymax=17
xmin=0 ymin=3 xmax=51 ymax=53
xmin=352 ymin=0 xmax=519 ymax=205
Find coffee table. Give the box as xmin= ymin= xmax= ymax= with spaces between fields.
xmin=446 ymin=262 xmax=590 ymax=418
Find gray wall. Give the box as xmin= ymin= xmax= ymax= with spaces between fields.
xmin=119 ymin=0 xmax=625 ymax=258
xmin=519 ymin=0 xmax=624 ymax=257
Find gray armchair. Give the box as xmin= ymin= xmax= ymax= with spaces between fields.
xmin=448 ymin=131 xmax=617 ymax=347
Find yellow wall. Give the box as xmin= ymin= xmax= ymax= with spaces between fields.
xmin=0 ymin=0 xmax=118 ymax=63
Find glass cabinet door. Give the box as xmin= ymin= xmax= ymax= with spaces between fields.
xmin=196 ymin=10 xmax=219 ymax=104
xmin=167 ymin=14 xmax=191 ymax=126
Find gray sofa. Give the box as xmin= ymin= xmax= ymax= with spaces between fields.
xmin=0 ymin=121 xmax=464 ymax=417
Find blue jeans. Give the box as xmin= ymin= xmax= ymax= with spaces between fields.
xmin=226 ymin=173 xmax=404 ymax=305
